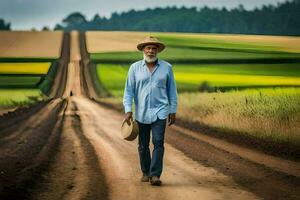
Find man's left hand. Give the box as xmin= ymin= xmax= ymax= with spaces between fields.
xmin=168 ymin=113 xmax=176 ymax=126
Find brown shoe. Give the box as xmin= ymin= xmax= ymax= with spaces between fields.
xmin=150 ymin=176 xmax=162 ymax=186
xmin=140 ymin=175 xmax=150 ymax=182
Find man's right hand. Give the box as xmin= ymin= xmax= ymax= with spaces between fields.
xmin=124 ymin=112 xmax=133 ymax=125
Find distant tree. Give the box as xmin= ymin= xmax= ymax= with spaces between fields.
xmin=42 ymin=26 xmax=50 ymax=31
xmin=54 ymin=24 xmax=64 ymax=30
xmin=62 ymin=12 xmax=87 ymax=28
xmin=0 ymin=18 xmax=10 ymax=30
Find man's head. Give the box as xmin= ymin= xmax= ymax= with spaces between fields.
xmin=143 ymin=44 xmax=158 ymax=63
xmin=137 ymin=36 xmax=165 ymax=63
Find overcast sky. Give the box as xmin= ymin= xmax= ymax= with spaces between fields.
xmin=0 ymin=0 xmax=288 ymax=30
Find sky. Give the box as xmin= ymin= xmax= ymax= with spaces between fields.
xmin=0 ymin=0 xmax=288 ymax=30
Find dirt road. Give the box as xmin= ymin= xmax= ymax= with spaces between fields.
xmin=31 ymin=31 xmax=261 ymax=200
xmin=1 ymin=31 xmax=299 ymax=200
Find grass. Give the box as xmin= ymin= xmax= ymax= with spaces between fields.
xmin=0 ymin=62 xmax=51 ymax=74
xmin=0 ymin=76 xmax=42 ymax=87
xmin=176 ymin=88 xmax=300 ymax=146
xmin=0 ymin=89 xmax=43 ymax=109
xmin=96 ymin=63 xmax=300 ymax=95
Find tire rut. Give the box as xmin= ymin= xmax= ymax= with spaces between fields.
xmin=30 ymin=99 xmax=108 ymax=200
xmin=0 ymin=99 xmax=67 ymax=199
xmin=165 ymin=127 xmax=300 ymax=200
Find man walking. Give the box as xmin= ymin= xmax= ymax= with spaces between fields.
xmin=123 ymin=36 xmax=178 ymax=186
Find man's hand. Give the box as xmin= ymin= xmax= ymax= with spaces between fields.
xmin=124 ymin=112 xmax=133 ymax=125
xmin=168 ymin=113 xmax=176 ymax=126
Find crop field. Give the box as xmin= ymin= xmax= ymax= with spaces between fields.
xmin=91 ymin=49 xmax=300 ymax=63
xmin=87 ymin=31 xmax=300 ymax=63
xmin=0 ymin=63 xmax=51 ymax=74
xmin=87 ymin=31 xmax=300 ymax=148
xmin=0 ymin=31 xmax=63 ymax=59
xmin=0 ymin=62 xmax=52 ymax=87
xmin=86 ymin=31 xmax=300 ymax=53
xmin=96 ymin=63 xmax=300 ymax=95
xmin=0 ymin=31 xmax=63 ymax=108
xmin=0 ymin=76 xmax=41 ymax=87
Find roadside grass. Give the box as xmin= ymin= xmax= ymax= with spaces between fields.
xmin=177 ymin=88 xmax=300 ymax=147
xmin=97 ymin=88 xmax=300 ymax=147
xmin=0 ymin=89 xmax=43 ymax=109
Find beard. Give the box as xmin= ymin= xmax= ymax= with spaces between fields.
xmin=143 ymin=53 xmax=157 ymax=63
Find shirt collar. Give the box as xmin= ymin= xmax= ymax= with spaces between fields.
xmin=142 ymin=58 xmax=160 ymax=67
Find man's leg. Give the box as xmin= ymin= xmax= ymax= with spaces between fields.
xmin=149 ymin=118 xmax=167 ymax=178
xmin=137 ymin=121 xmax=151 ymax=176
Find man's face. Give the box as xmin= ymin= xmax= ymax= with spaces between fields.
xmin=143 ymin=44 xmax=158 ymax=63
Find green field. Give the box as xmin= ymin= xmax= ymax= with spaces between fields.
xmin=91 ymin=48 xmax=300 ymax=63
xmin=90 ymin=32 xmax=300 ymax=152
xmin=96 ymin=63 xmax=300 ymax=96
xmin=90 ymin=34 xmax=300 ymax=63
xmin=0 ymin=76 xmax=42 ymax=87
xmin=0 ymin=89 xmax=43 ymax=108
xmin=0 ymin=62 xmax=56 ymax=108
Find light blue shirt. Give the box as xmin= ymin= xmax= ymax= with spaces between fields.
xmin=123 ymin=59 xmax=178 ymax=124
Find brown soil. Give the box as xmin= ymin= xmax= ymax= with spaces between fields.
xmin=0 ymin=31 xmax=63 ymax=58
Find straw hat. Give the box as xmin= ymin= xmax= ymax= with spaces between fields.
xmin=137 ymin=36 xmax=165 ymax=52
xmin=121 ymin=118 xmax=139 ymax=141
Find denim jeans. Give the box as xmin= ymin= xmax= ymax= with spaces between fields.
xmin=137 ymin=118 xmax=167 ymax=177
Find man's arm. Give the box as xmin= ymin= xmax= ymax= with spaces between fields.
xmin=167 ymin=65 xmax=178 ymax=126
xmin=123 ymin=65 xmax=135 ymax=125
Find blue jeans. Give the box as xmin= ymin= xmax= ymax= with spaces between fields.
xmin=137 ymin=118 xmax=167 ymax=177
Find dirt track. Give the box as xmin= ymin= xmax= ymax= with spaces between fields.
xmin=1 ymin=31 xmax=300 ymax=200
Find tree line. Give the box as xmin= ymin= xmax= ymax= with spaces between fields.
xmin=54 ymin=0 xmax=299 ymax=35
xmin=1 ymin=0 xmax=299 ymax=35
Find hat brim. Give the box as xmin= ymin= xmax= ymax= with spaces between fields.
xmin=121 ymin=119 xmax=139 ymax=141
xmin=137 ymin=42 xmax=165 ymax=52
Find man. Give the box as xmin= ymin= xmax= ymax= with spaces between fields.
xmin=123 ymin=36 xmax=178 ymax=186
